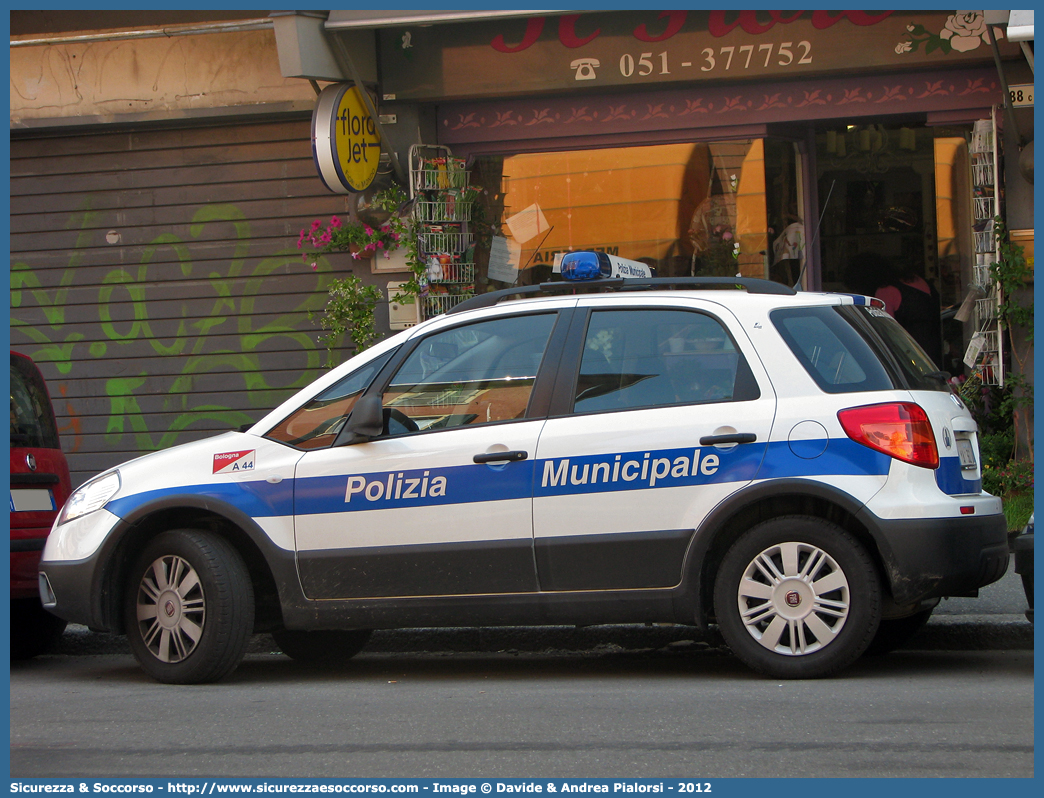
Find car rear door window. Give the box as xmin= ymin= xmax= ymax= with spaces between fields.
xmin=572 ymin=308 xmax=759 ymax=414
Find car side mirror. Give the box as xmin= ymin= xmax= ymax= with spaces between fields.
xmin=337 ymin=394 xmax=385 ymax=445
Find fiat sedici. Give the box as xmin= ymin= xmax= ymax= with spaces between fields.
xmin=39 ymin=253 xmax=1008 ymax=683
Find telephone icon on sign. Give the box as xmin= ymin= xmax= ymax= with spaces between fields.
xmin=570 ymin=58 xmax=600 ymax=81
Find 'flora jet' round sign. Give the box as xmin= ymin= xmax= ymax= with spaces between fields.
xmin=312 ymin=83 xmax=381 ymax=193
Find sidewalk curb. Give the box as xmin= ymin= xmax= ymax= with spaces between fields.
xmin=52 ymin=618 xmax=1035 ymax=658
xmin=914 ymin=614 xmax=1035 ymax=651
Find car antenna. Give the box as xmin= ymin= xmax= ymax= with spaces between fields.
xmin=793 ymin=178 xmax=835 ymax=291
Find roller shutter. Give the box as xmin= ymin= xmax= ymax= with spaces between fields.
xmin=11 ymin=119 xmax=356 ymax=487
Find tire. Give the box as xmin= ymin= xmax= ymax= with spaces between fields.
xmin=713 ymin=515 xmax=881 ymax=679
xmin=124 ymin=529 xmax=254 ymax=684
xmin=272 ymin=629 xmax=373 ymax=665
xmin=10 ymin=598 xmax=67 ymax=660
xmin=864 ymin=608 xmax=934 ymax=656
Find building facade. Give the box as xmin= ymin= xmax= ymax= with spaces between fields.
xmin=9 ymin=10 xmax=1034 ymax=486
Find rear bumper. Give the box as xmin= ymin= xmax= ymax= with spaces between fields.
xmin=11 ymin=529 xmax=48 ymax=598
xmin=860 ymin=509 xmax=1010 ymax=605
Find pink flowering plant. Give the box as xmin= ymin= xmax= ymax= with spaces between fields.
xmin=296 ymin=184 xmax=429 ymax=362
xmin=297 ymin=215 xmax=402 ymax=266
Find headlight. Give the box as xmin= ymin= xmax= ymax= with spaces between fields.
xmin=57 ymin=471 xmax=121 ymax=525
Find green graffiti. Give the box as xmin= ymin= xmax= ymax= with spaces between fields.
xmin=105 ymin=373 xmax=255 ymax=451
xmin=11 ymin=203 xmax=102 ymax=374
xmin=11 ymin=199 xmax=335 ymax=459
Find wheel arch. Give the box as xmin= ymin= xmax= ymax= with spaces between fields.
xmin=95 ymin=495 xmax=295 ymax=635
xmin=679 ymin=479 xmax=890 ymax=628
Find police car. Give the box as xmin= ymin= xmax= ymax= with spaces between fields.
xmin=39 ymin=251 xmax=1009 ymax=683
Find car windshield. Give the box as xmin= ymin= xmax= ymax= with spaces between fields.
xmin=264 ymin=350 xmax=395 ymax=450
xmin=10 ymin=356 xmax=60 ymax=450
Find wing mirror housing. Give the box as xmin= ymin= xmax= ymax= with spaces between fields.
xmin=337 ymin=393 xmax=385 ymax=445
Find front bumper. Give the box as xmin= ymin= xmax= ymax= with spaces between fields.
xmin=861 ymin=509 xmax=1010 ymax=605
xmin=38 ymin=552 xmax=111 ymax=630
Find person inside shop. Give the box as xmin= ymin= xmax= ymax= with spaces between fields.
xmin=846 ymin=251 xmax=942 ymax=366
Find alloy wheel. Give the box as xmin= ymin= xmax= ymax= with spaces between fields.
xmin=135 ymin=554 xmax=206 ymax=663
xmin=736 ymin=541 xmax=850 ymax=656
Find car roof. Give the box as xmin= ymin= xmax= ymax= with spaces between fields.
xmin=446 ymin=279 xmax=873 ymax=318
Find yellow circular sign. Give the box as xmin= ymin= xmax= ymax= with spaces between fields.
xmin=312 ymin=84 xmax=382 ymax=193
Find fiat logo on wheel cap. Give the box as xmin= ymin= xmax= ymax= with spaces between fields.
xmin=164 ymin=600 xmax=176 ymax=617
xmin=785 ymin=591 xmax=802 ymax=607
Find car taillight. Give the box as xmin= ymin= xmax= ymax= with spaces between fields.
xmin=837 ymin=402 xmax=939 ymax=469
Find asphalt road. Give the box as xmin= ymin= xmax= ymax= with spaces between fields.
xmin=10 ymin=565 xmax=1034 ymax=779
xmin=9 ymin=646 xmax=1034 ymax=778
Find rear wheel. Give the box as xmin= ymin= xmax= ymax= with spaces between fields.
xmin=124 ymin=529 xmax=254 ymax=684
xmin=714 ymin=515 xmax=881 ymax=679
xmin=272 ymin=629 xmax=373 ymax=665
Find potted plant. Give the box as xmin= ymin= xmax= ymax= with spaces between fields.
xmin=296 ymin=184 xmax=428 ymax=362
xmin=297 ymin=216 xmax=402 ymax=262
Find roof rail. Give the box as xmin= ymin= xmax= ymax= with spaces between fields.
xmin=446 ymin=275 xmax=795 ymax=315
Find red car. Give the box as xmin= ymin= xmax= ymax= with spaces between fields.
xmin=10 ymin=351 xmax=71 ymax=658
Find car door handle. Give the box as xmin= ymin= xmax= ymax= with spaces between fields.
xmin=699 ymin=433 xmax=757 ymax=446
xmin=473 ymin=450 xmax=529 ymax=464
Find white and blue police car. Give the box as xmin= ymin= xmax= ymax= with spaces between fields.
xmin=39 ymin=252 xmax=1009 ymax=683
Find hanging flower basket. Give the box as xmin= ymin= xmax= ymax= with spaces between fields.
xmin=298 ymin=216 xmax=402 ymax=267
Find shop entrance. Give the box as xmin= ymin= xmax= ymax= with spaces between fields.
xmin=814 ymin=122 xmax=977 ymax=375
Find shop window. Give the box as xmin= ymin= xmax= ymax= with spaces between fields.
xmin=469 ymin=138 xmax=802 ymax=288
xmin=813 ymin=121 xmax=978 ymax=377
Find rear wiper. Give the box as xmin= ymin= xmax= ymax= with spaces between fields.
xmin=925 ymin=371 xmax=951 ymax=383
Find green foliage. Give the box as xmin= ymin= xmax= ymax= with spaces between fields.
xmin=982 ymin=453 xmax=1033 ymax=497
xmin=314 ymin=275 xmax=383 ymax=363
xmin=959 ymin=220 xmax=1034 ymax=521
xmin=1002 ymin=491 xmax=1034 ymax=533
xmin=298 ymin=212 xmax=402 ymax=260
xmin=298 ymin=183 xmax=429 ymax=365
xmin=989 ymin=217 xmax=1033 ymax=342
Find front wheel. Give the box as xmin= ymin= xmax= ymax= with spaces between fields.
xmin=124 ymin=530 xmax=254 ymax=684
xmin=713 ymin=516 xmax=881 ymax=679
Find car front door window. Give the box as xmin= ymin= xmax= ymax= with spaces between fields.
xmin=382 ymin=313 xmax=558 ymax=435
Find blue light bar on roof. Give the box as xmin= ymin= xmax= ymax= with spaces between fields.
xmin=560 ymin=251 xmax=654 ymax=281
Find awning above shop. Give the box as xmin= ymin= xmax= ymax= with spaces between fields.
xmin=1006 ymin=10 xmax=1034 ymax=42
xmin=324 ymin=10 xmax=568 ymax=30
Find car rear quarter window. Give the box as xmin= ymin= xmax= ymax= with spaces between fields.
xmin=770 ymin=306 xmax=894 ymax=394
xmin=852 ymin=305 xmax=949 ymax=392
xmin=10 ymin=355 xmax=60 ymax=450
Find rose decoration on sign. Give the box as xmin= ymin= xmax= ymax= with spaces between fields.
xmin=896 ymin=13 xmax=1000 ymax=56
